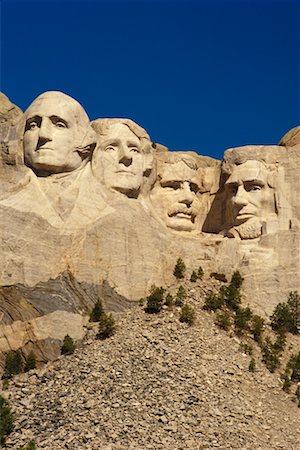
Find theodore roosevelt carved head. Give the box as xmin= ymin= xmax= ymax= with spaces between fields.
xmin=150 ymin=153 xmax=202 ymax=232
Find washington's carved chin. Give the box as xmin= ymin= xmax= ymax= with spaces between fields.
xmin=229 ymin=217 xmax=262 ymax=240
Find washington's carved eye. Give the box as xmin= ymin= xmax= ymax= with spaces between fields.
xmin=55 ymin=121 xmax=67 ymax=128
xmin=28 ymin=121 xmax=38 ymax=130
xmin=25 ymin=117 xmax=41 ymax=132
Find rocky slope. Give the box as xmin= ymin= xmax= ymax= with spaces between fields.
xmin=2 ymin=275 xmax=300 ymax=450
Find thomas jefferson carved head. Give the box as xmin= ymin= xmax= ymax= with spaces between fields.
xmin=22 ymin=91 xmax=97 ymax=176
xmin=91 ymin=118 xmax=153 ymax=198
xmin=150 ymin=154 xmax=202 ymax=232
xmin=225 ymin=160 xmax=276 ymax=239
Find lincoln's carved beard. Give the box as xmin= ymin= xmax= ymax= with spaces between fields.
xmin=227 ymin=217 xmax=262 ymax=240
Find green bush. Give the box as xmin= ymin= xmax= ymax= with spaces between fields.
xmin=239 ymin=342 xmax=253 ymax=355
xmin=215 ymin=311 xmax=231 ymax=330
xmin=179 ymin=305 xmax=196 ymax=326
xmin=24 ymin=351 xmax=37 ymax=372
xmin=144 ymin=287 xmax=165 ymax=313
xmin=261 ymin=337 xmax=280 ymax=373
xmin=190 ymin=271 xmax=198 ymax=282
xmin=251 ymin=315 xmax=265 ymax=343
xmin=173 ymin=258 xmax=186 ymax=279
xmin=61 ymin=335 xmax=75 ymax=355
xmin=210 ymin=272 xmax=227 ymax=283
xmin=203 ymin=291 xmax=223 ymax=311
xmin=248 ymin=358 xmax=256 ymax=372
xmin=272 ymin=330 xmax=286 ymax=354
xmin=270 ymin=291 xmax=300 ymax=334
xmin=96 ymin=313 xmax=116 ymax=340
xmin=220 ymin=284 xmax=241 ymax=312
xmin=19 ymin=440 xmax=37 ymax=450
xmin=234 ymin=307 xmax=252 ymax=333
xmin=175 ymin=285 xmax=186 ymax=306
xmin=197 ymin=266 xmax=204 ymax=280
xmin=2 ymin=350 xmax=23 ymax=379
xmin=165 ymin=293 xmax=174 ymax=307
xmin=287 ymin=351 xmax=300 ymax=382
xmin=295 ymin=385 xmax=300 ymax=407
xmin=0 ymin=395 xmax=14 ymax=446
xmin=90 ymin=299 xmax=104 ymax=322
xmin=230 ymin=270 xmax=244 ymax=290
xmin=281 ymin=372 xmax=292 ymax=392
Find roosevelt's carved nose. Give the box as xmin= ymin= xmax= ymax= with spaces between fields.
xmin=178 ymin=182 xmax=194 ymax=206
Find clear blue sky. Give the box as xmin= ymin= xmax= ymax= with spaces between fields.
xmin=1 ymin=0 xmax=299 ymax=159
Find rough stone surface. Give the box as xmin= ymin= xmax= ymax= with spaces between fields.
xmin=0 ymin=90 xmax=299 ymax=356
xmin=3 ymin=276 xmax=300 ymax=449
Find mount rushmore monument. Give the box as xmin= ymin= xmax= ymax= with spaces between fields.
xmin=0 ymin=90 xmax=299 ymax=358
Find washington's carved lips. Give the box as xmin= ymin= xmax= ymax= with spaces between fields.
xmin=35 ymin=146 xmax=54 ymax=152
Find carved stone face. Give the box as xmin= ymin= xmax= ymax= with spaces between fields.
xmin=23 ymin=92 xmax=91 ymax=175
xmin=225 ymin=160 xmax=275 ymax=239
xmin=94 ymin=123 xmax=145 ymax=197
xmin=150 ymin=161 xmax=200 ymax=232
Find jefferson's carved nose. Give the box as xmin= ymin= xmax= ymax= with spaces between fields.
xmin=119 ymin=155 xmax=132 ymax=166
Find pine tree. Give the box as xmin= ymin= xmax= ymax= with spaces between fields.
xmin=96 ymin=313 xmax=116 ymax=340
xmin=173 ymin=258 xmax=186 ymax=279
xmin=2 ymin=350 xmax=23 ymax=379
xmin=90 ymin=299 xmax=104 ymax=322
xmin=61 ymin=335 xmax=75 ymax=355
xmin=24 ymin=351 xmax=37 ymax=372
xmin=0 ymin=395 xmax=13 ymax=446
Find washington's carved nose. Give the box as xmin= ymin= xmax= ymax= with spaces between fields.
xmin=119 ymin=155 xmax=132 ymax=166
xmin=36 ymin=136 xmax=52 ymax=149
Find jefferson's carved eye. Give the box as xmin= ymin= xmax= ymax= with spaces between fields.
xmin=105 ymin=145 xmax=117 ymax=152
xmin=129 ymin=147 xmax=140 ymax=153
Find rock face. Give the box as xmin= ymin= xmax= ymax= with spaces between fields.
xmin=4 ymin=287 xmax=300 ymax=449
xmin=0 ymin=90 xmax=299 ymax=358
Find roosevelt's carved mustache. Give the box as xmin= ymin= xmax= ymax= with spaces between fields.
xmin=168 ymin=205 xmax=197 ymax=222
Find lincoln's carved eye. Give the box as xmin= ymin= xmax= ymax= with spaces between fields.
xmin=190 ymin=182 xmax=199 ymax=194
xmin=227 ymin=184 xmax=238 ymax=195
xmin=249 ymin=185 xmax=261 ymax=192
xmin=105 ymin=146 xmax=117 ymax=152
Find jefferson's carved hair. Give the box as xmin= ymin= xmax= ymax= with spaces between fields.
xmin=91 ymin=118 xmax=152 ymax=155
